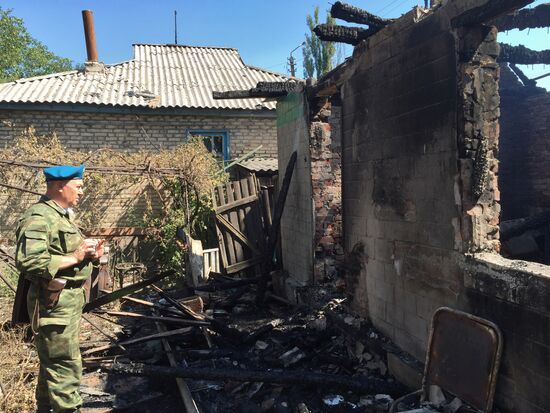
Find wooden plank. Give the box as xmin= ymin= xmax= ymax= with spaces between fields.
xmin=226 ymin=257 xmax=264 ymax=274
xmin=214 ymin=194 xmax=258 ymax=214
xmin=155 ymin=318 xmax=200 ymax=413
xmin=217 ymin=184 xmax=236 ymax=269
xmin=226 ymin=181 xmax=244 ymax=263
xmin=81 ymin=326 xmax=193 ymax=355
xmin=215 ymin=215 xmax=262 ymax=257
xmin=233 ymin=180 xmax=250 ymax=261
xmin=239 ymin=177 xmax=252 ymax=261
xmin=247 ymin=175 xmax=266 ymax=252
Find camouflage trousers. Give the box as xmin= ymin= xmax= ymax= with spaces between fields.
xmin=28 ymin=283 xmax=85 ymax=413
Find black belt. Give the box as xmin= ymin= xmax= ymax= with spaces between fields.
xmin=65 ymin=279 xmax=86 ymax=289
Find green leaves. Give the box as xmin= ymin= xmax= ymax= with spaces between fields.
xmin=0 ymin=7 xmax=74 ymax=83
xmin=303 ymin=6 xmax=336 ymax=79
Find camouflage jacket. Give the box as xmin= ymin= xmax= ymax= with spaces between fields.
xmin=16 ymin=196 xmax=92 ymax=282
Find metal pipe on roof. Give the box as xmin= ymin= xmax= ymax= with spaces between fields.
xmin=82 ymin=10 xmax=99 ymax=62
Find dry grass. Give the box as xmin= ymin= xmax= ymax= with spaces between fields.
xmin=0 ymin=323 xmax=38 ymax=413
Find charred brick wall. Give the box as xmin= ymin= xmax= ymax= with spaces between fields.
xmin=0 ymin=109 xmax=278 ymax=158
xmin=334 ymin=2 xmax=550 ymax=411
xmin=499 ymin=86 xmax=550 ymax=220
xmin=310 ymin=99 xmax=343 ymax=281
xmin=340 ymin=8 xmax=462 ymax=359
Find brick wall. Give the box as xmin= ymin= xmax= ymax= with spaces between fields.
xmin=277 ymin=92 xmax=314 ymax=288
xmin=310 ymin=99 xmax=343 ymax=281
xmin=499 ymin=82 xmax=550 ymax=220
xmin=340 ymin=7 xmax=461 ymax=359
xmin=330 ymin=2 xmax=550 ymax=412
xmin=0 ymin=109 xmax=278 ymax=158
xmin=0 ymin=108 xmax=277 ymax=238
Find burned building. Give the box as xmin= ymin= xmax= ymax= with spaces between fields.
xmin=273 ymin=0 xmax=550 ymax=412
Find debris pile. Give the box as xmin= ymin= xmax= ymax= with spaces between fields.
xmin=78 ymin=275 xmax=408 ymax=412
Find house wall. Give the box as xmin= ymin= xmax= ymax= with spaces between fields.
xmin=331 ymin=2 xmax=550 ymax=412
xmin=499 ymin=87 xmax=550 ymax=220
xmin=0 ymin=109 xmax=278 ymax=158
xmin=0 ymin=108 xmax=277 ymax=239
xmin=277 ymin=92 xmax=314 ymax=290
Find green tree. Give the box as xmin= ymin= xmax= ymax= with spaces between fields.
xmin=303 ymin=6 xmax=336 ymax=79
xmin=0 ymin=7 xmax=74 ymax=82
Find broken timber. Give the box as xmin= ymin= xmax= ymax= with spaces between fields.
xmin=98 ymin=310 xmax=210 ymax=326
xmin=452 ymin=0 xmax=535 ymax=28
xmin=490 ymin=2 xmax=550 ymax=31
xmin=499 ymin=43 xmax=550 ymax=64
xmin=213 ymin=81 xmax=302 ymax=100
xmin=81 ymin=327 xmax=193 ymax=356
xmin=500 ymin=210 xmax=550 ymax=241
xmin=110 ymin=362 xmax=404 ymax=396
xmin=330 ymin=1 xmax=394 ymax=29
xmin=154 ymin=315 xmax=200 ymax=413
xmin=313 ymin=24 xmax=377 ymax=45
xmin=83 ymin=271 xmax=171 ymax=313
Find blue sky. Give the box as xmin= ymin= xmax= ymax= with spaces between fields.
xmin=1 ymin=0 xmax=549 ymax=88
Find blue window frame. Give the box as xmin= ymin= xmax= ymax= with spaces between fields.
xmin=187 ymin=129 xmax=230 ymax=162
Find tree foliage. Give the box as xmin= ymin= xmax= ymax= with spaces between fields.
xmin=303 ymin=6 xmax=336 ymax=79
xmin=0 ymin=7 xmax=74 ymax=82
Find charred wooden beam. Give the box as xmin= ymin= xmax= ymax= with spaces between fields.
xmin=452 ymin=0 xmax=535 ymax=28
xmin=83 ymin=271 xmax=172 ymax=313
xmin=491 ymin=2 xmax=550 ymax=31
xmin=330 ymin=1 xmax=394 ymax=28
xmin=213 ymin=81 xmax=302 ymax=100
xmin=500 ymin=210 xmax=550 ymax=241
xmin=313 ymin=24 xmax=377 ymax=45
xmin=499 ymin=43 xmax=550 ymax=64
xmin=110 ymin=362 xmax=405 ymax=396
xmin=193 ymin=275 xmax=267 ymax=292
xmin=509 ymin=63 xmax=537 ymax=87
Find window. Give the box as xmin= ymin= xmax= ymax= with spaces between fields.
xmin=187 ymin=130 xmax=230 ymax=162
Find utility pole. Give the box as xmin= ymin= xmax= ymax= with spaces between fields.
xmin=287 ymin=42 xmax=305 ymax=77
xmin=287 ymin=55 xmax=296 ymax=77
xmin=174 ymin=10 xmax=178 ymax=44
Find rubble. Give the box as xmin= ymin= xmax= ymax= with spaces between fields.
xmin=72 ymin=273 xmax=410 ymax=412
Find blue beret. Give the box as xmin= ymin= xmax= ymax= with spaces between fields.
xmin=43 ymin=164 xmax=85 ymax=181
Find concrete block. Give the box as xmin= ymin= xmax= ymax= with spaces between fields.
xmin=387 ymin=352 xmax=423 ymax=391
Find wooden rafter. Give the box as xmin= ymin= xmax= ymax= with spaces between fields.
xmin=330 ymin=1 xmax=394 ymax=29
xmin=213 ymin=81 xmax=302 ymax=100
xmin=490 ymin=2 xmax=550 ymax=31
xmin=452 ymin=0 xmax=535 ymax=28
xmin=313 ymin=24 xmax=378 ymax=45
xmin=500 ymin=43 xmax=550 ymax=64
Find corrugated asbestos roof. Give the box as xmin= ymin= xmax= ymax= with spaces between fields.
xmin=238 ymin=157 xmax=278 ymax=172
xmin=0 ymin=44 xmax=287 ymax=111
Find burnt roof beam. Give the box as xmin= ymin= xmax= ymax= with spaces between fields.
xmin=313 ymin=24 xmax=378 ymax=46
xmin=213 ymin=81 xmax=302 ymax=100
xmin=452 ymin=0 xmax=535 ymax=28
xmin=490 ymin=2 xmax=550 ymax=31
xmin=499 ymin=43 xmax=550 ymax=64
xmin=330 ymin=1 xmax=394 ymax=29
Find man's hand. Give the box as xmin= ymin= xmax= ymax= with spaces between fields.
xmin=91 ymin=239 xmax=105 ymax=259
xmin=73 ymin=239 xmax=104 ymax=262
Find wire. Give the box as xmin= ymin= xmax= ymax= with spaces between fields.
xmin=382 ymin=0 xmax=415 ymax=17
xmin=375 ymin=0 xmax=404 ymax=15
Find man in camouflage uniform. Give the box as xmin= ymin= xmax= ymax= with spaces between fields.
xmin=16 ymin=165 xmax=104 ymax=413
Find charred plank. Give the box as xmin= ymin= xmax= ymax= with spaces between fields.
xmin=491 ymin=2 xmax=550 ymax=31
xmin=330 ymin=1 xmax=394 ymax=28
xmin=452 ymin=0 xmax=534 ymax=28
xmin=313 ymin=24 xmax=377 ymax=45
xmin=83 ymin=271 xmax=172 ymax=313
xmin=499 ymin=43 xmax=550 ymax=64
xmin=500 ymin=210 xmax=550 ymax=241
xmin=110 ymin=362 xmax=405 ymax=396
xmin=213 ymin=81 xmax=302 ymax=100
